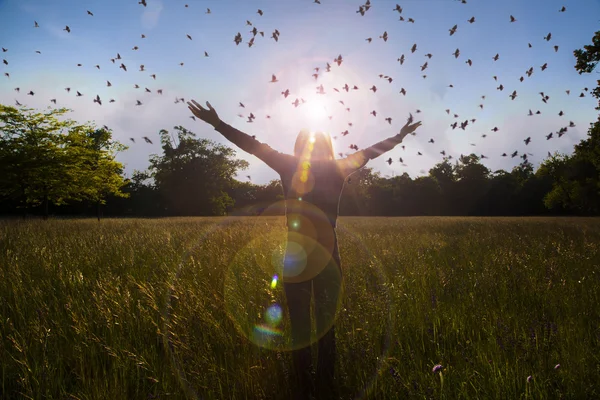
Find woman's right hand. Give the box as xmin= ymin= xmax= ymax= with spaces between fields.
xmin=187 ymin=100 xmax=221 ymax=128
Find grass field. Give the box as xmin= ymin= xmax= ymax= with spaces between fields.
xmin=1 ymin=217 xmax=599 ymax=399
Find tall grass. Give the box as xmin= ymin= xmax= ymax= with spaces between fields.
xmin=0 ymin=217 xmax=599 ymax=399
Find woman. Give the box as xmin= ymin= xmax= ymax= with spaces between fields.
xmin=187 ymin=100 xmax=421 ymax=399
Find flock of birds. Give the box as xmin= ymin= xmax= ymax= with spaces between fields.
xmin=0 ymin=0 xmax=594 ymax=178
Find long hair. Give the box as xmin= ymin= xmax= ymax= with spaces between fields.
xmin=294 ymin=129 xmax=335 ymax=161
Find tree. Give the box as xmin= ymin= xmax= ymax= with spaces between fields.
xmin=544 ymin=30 xmax=600 ymax=214
xmin=0 ymin=105 xmax=127 ymax=219
xmin=537 ymin=154 xmax=577 ymax=213
xmin=410 ymin=176 xmax=442 ymax=215
xmin=429 ymin=158 xmax=456 ymax=214
xmin=574 ymin=30 xmax=600 ymax=109
xmin=63 ymin=126 xmax=129 ymax=220
xmin=147 ymin=126 xmax=249 ymax=216
xmin=453 ymin=154 xmax=491 ymax=215
xmin=339 ymin=167 xmax=376 ymax=216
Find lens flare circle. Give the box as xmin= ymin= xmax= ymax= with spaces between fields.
xmin=223 ymin=227 xmax=344 ymax=351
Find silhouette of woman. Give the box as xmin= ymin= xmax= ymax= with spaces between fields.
xmin=188 ymin=100 xmax=421 ymax=399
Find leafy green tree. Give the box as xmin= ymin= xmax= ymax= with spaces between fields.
xmin=429 ymin=158 xmax=456 ymax=214
xmin=63 ymin=126 xmax=129 ymax=220
xmin=0 ymin=105 xmax=127 ymax=219
xmin=453 ymin=154 xmax=490 ymax=215
xmin=537 ymin=154 xmax=576 ymax=213
xmin=410 ymin=176 xmax=442 ymax=215
xmin=339 ymin=167 xmax=376 ymax=216
xmin=147 ymin=126 xmax=249 ymax=216
xmin=481 ymin=170 xmax=521 ymax=215
xmin=574 ymin=30 xmax=600 ymax=109
xmin=541 ymin=30 xmax=600 ymax=214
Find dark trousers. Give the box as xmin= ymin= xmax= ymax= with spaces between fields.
xmin=284 ymin=259 xmax=342 ymax=399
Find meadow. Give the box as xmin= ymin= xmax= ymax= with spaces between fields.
xmin=0 ymin=217 xmax=599 ymax=399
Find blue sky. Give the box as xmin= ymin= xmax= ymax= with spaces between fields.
xmin=1 ymin=0 xmax=599 ymax=184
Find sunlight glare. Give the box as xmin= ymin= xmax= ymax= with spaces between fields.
xmin=303 ymin=96 xmax=329 ymax=129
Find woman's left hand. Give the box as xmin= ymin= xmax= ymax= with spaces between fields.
xmin=399 ymin=119 xmax=422 ymax=138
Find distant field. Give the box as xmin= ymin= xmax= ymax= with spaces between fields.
xmin=1 ymin=217 xmax=599 ymax=399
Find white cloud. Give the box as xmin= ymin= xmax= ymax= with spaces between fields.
xmin=141 ymin=0 xmax=164 ymax=31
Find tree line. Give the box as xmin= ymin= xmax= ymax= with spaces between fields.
xmin=1 ymin=31 xmax=599 ymax=219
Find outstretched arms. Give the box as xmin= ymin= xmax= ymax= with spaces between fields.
xmin=337 ymin=117 xmax=422 ymax=177
xmin=188 ymin=100 xmax=293 ymax=174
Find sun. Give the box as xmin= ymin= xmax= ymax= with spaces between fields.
xmin=304 ymin=96 xmax=329 ymax=121
xmin=301 ymin=95 xmax=331 ymax=131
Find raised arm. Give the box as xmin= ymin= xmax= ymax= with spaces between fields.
xmin=337 ymin=117 xmax=422 ymax=177
xmin=188 ymin=100 xmax=293 ymax=174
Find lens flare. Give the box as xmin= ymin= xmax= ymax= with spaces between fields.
xmin=223 ymin=227 xmax=344 ymax=351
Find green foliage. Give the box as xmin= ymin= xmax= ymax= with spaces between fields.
xmin=538 ymin=122 xmax=600 ymax=214
xmin=1 ymin=217 xmax=599 ymax=399
xmin=574 ymin=29 xmax=600 ymax=108
xmin=147 ymin=126 xmax=249 ymax=216
xmin=0 ymin=105 xmax=128 ymax=216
